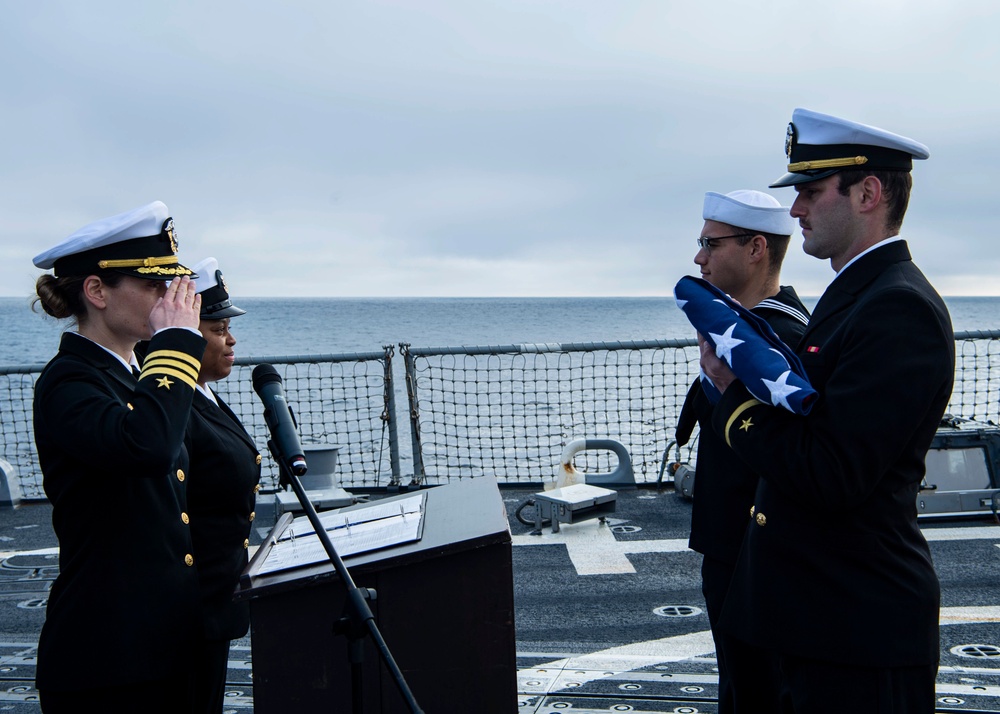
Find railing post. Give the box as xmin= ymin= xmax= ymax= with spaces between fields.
xmin=399 ymin=343 xmax=426 ymax=486
xmin=382 ymin=345 xmax=402 ymax=488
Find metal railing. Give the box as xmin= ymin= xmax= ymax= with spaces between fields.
xmin=3 ymin=330 xmax=1000 ymax=499
xmin=400 ymin=340 xmax=699 ymax=485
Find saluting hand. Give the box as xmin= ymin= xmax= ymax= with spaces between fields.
xmin=148 ymin=276 xmax=202 ymax=333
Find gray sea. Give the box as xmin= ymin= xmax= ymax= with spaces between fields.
xmin=2 ymin=295 xmax=999 ymax=367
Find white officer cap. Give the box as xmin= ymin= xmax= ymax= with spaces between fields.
xmin=703 ymin=190 xmax=795 ymax=236
xmin=33 ymin=201 xmax=195 ymax=279
xmin=191 ymin=257 xmax=246 ymax=319
xmin=771 ymin=108 xmax=930 ymax=188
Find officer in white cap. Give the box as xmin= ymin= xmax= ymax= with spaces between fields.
xmin=677 ymin=189 xmax=809 ymax=714
xmin=700 ymin=110 xmax=953 ymax=714
xmin=33 ymin=200 xmax=195 ymax=281
xmin=32 ymin=201 xmax=206 ymax=712
xmin=182 ymin=257 xmax=260 ymax=713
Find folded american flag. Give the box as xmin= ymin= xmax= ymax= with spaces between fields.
xmin=674 ymin=275 xmax=817 ymax=415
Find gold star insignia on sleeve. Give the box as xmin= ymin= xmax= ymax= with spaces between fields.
xmin=739 ymin=417 xmax=754 ymax=432
xmin=156 ymin=376 xmax=174 ymax=390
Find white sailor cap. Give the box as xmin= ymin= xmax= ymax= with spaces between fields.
xmin=191 ymin=257 xmax=246 ymax=319
xmin=771 ymin=108 xmax=930 ymax=188
xmin=32 ymin=201 xmax=195 ymax=280
xmin=703 ymin=190 xmax=795 ymax=236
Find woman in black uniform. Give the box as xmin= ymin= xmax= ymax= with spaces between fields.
xmin=185 ymin=257 xmax=261 ymax=713
xmin=31 ymin=201 xmax=206 ymax=713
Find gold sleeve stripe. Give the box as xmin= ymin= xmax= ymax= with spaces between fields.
xmin=724 ymin=398 xmax=763 ymax=448
xmin=141 ymin=357 xmax=199 ymax=382
xmin=145 ymin=349 xmax=201 ymax=371
xmin=139 ymin=366 xmax=197 ymax=389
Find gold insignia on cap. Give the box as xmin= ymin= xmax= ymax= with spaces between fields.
xmin=220 ymin=273 xmax=230 ymax=293
xmin=785 ymin=122 xmax=795 ymax=159
xmin=164 ymin=218 xmax=178 ymax=254
xmin=136 ymin=265 xmax=193 ymax=276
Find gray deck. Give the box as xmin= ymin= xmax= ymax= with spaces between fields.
xmin=2 ymin=485 xmax=999 ymax=712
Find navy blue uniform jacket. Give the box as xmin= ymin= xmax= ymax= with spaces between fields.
xmin=33 ymin=329 xmax=206 ymax=692
xmin=713 ymin=241 xmax=954 ymax=667
xmin=185 ymin=389 xmax=261 ymax=641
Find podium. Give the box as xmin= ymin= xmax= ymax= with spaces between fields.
xmin=238 ymin=476 xmax=517 ymax=713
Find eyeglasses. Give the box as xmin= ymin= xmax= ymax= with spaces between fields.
xmin=696 ymin=234 xmax=755 ymax=250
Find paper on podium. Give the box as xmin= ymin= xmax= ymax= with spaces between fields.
xmin=256 ymin=492 xmax=427 ymax=576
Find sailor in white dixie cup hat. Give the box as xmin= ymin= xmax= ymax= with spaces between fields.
xmin=700 ymin=109 xmax=952 ymax=714
xmin=682 ymin=187 xmax=810 ymax=714
xmin=702 ymin=189 xmax=797 ymax=236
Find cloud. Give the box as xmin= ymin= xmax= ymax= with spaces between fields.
xmin=3 ymin=0 xmax=1000 ymax=297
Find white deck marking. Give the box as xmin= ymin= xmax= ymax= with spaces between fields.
xmin=922 ymin=525 xmax=1000 ymax=541
xmin=518 ymin=630 xmax=717 ymax=694
xmin=517 ymin=607 xmax=1000 ymax=695
xmin=0 ymin=547 xmax=58 ymax=560
xmin=940 ymin=605 xmax=1000 ymax=624
xmin=513 ymin=522 xmax=1000 ymax=576
xmin=511 ymin=521 xmax=693 ymax=575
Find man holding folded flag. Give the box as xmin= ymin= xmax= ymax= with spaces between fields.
xmin=699 ymin=109 xmax=954 ymax=713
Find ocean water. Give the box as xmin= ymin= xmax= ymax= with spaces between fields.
xmin=2 ymin=295 xmax=999 ymax=367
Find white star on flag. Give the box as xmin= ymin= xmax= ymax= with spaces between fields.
xmin=709 ymin=323 xmax=744 ymax=366
xmin=762 ymin=370 xmax=802 ymax=410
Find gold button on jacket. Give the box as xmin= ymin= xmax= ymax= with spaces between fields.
xmin=755 ymin=512 xmax=767 ymax=527
xmin=243 ymin=539 xmax=250 ymax=549
xmin=176 ymin=469 xmax=185 ymax=482
xmin=255 ymin=454 xmax=262 ymax=465
xmin=184 ymin=554 xmax=194 ymax=566
xmin=181 ymin=512 xmax=189 ymax=524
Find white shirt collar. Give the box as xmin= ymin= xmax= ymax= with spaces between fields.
xmin=196 ymin=383 xmax=219 ymax=405
xmin=837 ymin=235 xmax=904 ymax=275
xmin=70 ymin=332 xmax=139 ymax=374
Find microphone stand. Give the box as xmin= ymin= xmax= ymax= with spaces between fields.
xmin=268 ymin=439 xmax=424 ymax=714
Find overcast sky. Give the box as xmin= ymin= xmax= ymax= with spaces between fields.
xmin=2 ymin=0 xmax=998 ymax=298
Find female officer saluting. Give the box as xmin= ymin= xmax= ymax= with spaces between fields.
xmin=31 ymin=201 xmax=205 ymax=713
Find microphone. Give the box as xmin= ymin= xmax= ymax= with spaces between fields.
xmin=251 ymin=364 xmax=308 ymax=477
